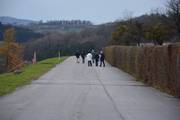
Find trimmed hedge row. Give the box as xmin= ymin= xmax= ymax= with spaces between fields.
xmin=104 ymin=44 xmax=180 ymax=97
xmin=0 ymin=55 xmax=6 ymax=73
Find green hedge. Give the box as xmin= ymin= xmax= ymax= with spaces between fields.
xmin=104 ymin=44 xmax=180 ymax=97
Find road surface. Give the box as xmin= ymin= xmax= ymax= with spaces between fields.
xmin=0 ymin=57 xmax=180 ymax=120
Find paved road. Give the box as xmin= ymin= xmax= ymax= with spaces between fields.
xmin=0 ymin=57 xmax=180 ymax=120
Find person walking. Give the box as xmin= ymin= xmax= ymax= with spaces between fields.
xmin=94 ymin=52 xmax=99 ymax=67
xmin=91 ymin=49 xmax=95 ymax=63
xmin=100 ymin=51 xmax=105 ymax=67
xmin=86 ymin=52 xmax=92 ymax=67
xmin=81 ymin=51 xmax=86 ymax=64
xmin=75 ymin=51 xmax=80 ymax=63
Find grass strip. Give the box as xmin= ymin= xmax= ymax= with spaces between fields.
xmin=0 ymin=57 xmax=67 ymax=96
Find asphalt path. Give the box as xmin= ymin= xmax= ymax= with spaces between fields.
xmin=0 ymin=57 xmax=180 ymax=120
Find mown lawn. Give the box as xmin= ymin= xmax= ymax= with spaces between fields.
xmin=0 ymin=57 xmax=67 ymax=96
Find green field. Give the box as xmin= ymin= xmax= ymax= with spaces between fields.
xmin=0 ymin=57 xmax=67 ymax=96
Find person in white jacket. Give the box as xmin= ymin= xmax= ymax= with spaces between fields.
xmin=86 ymin=52 xmax=92 ymax=67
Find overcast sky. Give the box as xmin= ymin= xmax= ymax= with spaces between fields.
xmin=0 ymin=0 xmax=167 ymax=24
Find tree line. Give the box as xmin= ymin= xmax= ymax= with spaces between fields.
xmin=38 ymin=20 xmax=92 ymax=26
xmin=23 ymin=24 xmax=114 ymax=61
xmin=108 ymin=0 xmax=180 ymax=46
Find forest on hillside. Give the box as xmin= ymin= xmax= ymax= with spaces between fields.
xmin=0 ymin=22 xmax=43 ymax=43
xmin=23 ymin=24 xmax=114 ymax=60
xmin=0 ymin=0 xmax=180 ymax=73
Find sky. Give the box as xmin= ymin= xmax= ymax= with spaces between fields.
xmin=0 ymin=0 xmax=167 ymax=24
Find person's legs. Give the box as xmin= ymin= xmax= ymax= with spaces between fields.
xmin=90 ymin=61 xmax=92 ymax=66
xmin=88 ymin=61 xmax=90 ymax=66
xmin=103 ymin=60 xmax=105 ymax=67
xmin=95 ymin=60 xmax=98 ymax=66
xmin=88 ymin=61 xmax=92 ymax=67
xmin=100 ymin=61 xmax=102 ymax=67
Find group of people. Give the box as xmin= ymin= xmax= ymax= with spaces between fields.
xmin=75 ymin=49 xmax=105 ymax=67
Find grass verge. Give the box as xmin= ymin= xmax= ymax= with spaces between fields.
xmin=0 ymin=57 xmax=67 ymax=96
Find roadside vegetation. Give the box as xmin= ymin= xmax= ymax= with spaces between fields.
xmin=0 ymin=57 xmax=67 ymax=96
xmin=109 ymin=0 xmax=180 ymax=46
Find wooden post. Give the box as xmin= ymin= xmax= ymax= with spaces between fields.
xmin=58 ymin=51 xmax=61 ymax=60
xmin=32 ymin=52 xmax=37 ymax=64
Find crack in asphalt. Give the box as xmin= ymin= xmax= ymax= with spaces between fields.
xmin=94 ymin=68 xmax=126 ymax=120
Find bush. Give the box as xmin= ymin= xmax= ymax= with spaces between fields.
xmin=104 ymin=44 xmax=180 ymax=97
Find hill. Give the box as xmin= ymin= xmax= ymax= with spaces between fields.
xmin=0 ymin=16 xmax=37 ymax=26
xmin=0 ymin=23 xmax=43 ymax=42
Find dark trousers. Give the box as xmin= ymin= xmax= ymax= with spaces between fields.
xmin=100 ymin=60 xmax=105 ymax=67
xmin=95 ymin=60 xmax=99 ymax=66
xmin=92 ymin=59 xmax=95 ymax=63
xmin=88 ymin=61 xmax=92 ymax=67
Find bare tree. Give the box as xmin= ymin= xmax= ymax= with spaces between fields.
xmin=150 ymin=8 xmax=166 ymax=16
xmin=167 ymin=0 xmax=180 ymax=34
xmin=122 ymin=10 xmax=134 ymax=22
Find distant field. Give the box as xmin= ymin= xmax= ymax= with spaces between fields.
xmin=0 ymin=57 xmax=67 ymax=96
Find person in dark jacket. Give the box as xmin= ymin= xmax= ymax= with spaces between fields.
xmin=91 ymin=49 xmax=95 ymax=63
xmin=100 ymin=51 xmax=105 ymax=67
xmin=75 ymin=51 xmax=80 ymax=63
xmin=94 ymin=52 xmax=99 ymax=67
xmin=81 ymin=51 xmax=86 ymax=64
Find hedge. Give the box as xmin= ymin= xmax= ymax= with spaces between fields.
xmin=104 ymin=44 xmax=180 ymax=97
